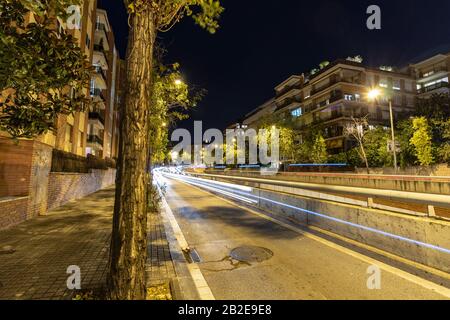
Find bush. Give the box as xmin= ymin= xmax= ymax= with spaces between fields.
xmin=51 ymin=149 xmax=116 ymax=173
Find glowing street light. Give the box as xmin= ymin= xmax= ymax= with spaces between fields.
xmin=367 ymin=88 xmax=398 ymax=172
xmin=367 ymin=88 xmax=381 ymax=101
xmin=174 ymin=79 xmax=183 ymax=86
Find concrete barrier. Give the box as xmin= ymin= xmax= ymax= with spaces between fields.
xmin=195 ymin=174 xmax=450 ymax=273
xmin=206 ymin=170 xmax=450 ymax=195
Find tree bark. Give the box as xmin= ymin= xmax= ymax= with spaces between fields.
xmin=108 ymin=7 xmax=156 ymax=300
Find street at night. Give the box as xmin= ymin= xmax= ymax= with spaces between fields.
xmin=1 ymin=0 xmax=450 ymax=313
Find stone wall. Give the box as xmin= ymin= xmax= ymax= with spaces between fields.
xmin=355 ymin=164 xmax=450 ymax=176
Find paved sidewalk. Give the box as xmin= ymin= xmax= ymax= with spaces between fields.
xmin=0 ymin=187 xmax=176 ymax=300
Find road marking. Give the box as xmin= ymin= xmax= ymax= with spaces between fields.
xmin=171 ymin=176 xmax=450 ymax=299
xmin=158 ymin=186 xmax=215 ymax=301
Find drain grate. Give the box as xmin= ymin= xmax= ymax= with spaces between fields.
xmin=183 ymin=248 xmax=202 ymax=264
xmin=230 ymin=246 xmax=273 ymax=263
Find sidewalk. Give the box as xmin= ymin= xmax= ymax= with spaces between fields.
xmin=0 ymin=187 xmax=176 ymax=300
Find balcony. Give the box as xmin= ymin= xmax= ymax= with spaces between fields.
xmin=94 ymin=65 xmax=107 ymax=83
xmin=88 ymin=134 xmax=104 ymax=147
xmin=419 ymin=66 xmax=448 ymax=79
xmin=90 ymin=88 xmax=106 ymax=101
xmin=89 ymin=109 xmax=105 ymax=127
xmin=417 ymin=81 xmax=449 ymax=94
xmin=95 ymin=23 xmax=110 ymax=48
xmin=276 ymin=96 xmax=302 ymax=111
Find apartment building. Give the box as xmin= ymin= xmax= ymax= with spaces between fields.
xmin=0 ymin=2 xmax=122 ymax=228
xmin=13 ymin=0 xmax=98 ymax=157
xmin=411 ymin=52 xmax=450 ymax=98
xmin=87 ymin=8 xmax=122 ymax=160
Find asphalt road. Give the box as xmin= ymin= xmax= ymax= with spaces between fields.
xmin=162 ymin=175 xmax=450 ymax=300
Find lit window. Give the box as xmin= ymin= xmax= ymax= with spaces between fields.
xmin=291 ymin=108 xmax=302 ymax=117
xmin=393 ymin=79 xmax=401 ymax=91
xmin=379 ymin=79 xmax=388 ymax=88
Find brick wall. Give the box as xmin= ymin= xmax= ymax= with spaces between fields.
xmin=0 ymin=135 xmax=116 ymax=229
xmin=0 ymin=137 xmax=33 ymax=197
xmin=47 ymin=169 xmax=116 ymax=211
xmin=0 ymin=197 xmax=28 ymax=230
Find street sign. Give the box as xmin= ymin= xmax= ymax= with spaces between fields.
xmin=387 ymin=140 xmax=401 ymax=153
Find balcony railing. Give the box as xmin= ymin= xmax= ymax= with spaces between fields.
xmin=418 ymin=81 xmax=449 ymax=94
xmin=90 ymin=88 xmax=105 ymax=101
xmin=276 ymin=96 xmax=302 ymax=110
xmin=87 ymin=134 xmax=104 ymax=146
xmin=89 ymin=110 xmax=105 ymax=126
xmin=94 ymin=66 xmax=107 ymax=82
xmin=419 ymin=66 xmax=448 ymax=78
xmin=95 ymin=22 xmax=110 ymax=42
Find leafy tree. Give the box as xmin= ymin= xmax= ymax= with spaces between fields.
xmin=397 ymin=119 xmax=417 ymax=167
xmin=438 ymin=119 xmax=450 ymax=164
xmin=364 ymin=126 xmax=392 ymax=167
xmin=310 ymin=133 xmax=327 ymax=164
xmin=109 ymin=0 xmax=223 ymax=300
xmin=410 ymin=117 xmax=434 ymax=166
xmin=0 ymin=0 xmax=91 ymax=138
xmin=257 ymin=113 xmax=297 ymax=162
xmin=344 ymin=117 xmax=370 ymax=173
xmin=149 ymin=62 xmax=202 ymax=165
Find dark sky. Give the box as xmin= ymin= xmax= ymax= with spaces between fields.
xmin=98 ymin=0 xmax=450 ymax=131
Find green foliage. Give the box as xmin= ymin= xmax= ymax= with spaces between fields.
xmin=0 ymin=0 xmax=91 ymax=138
xmin=310 ymin=134 xmax=328 ymax=164
xmin=397 ymin=119 xmax=417 ymax=167
xmin=149 ymin=62 xmax=202 ymax=165
xmin=410 ymin=117 xmax=434 ymax=166
xmin=437 ymin=119 xmax=450 ymax=164
xmin=364 ymin=127 xmax=392 ymax=167
xmin=126 ymin=0 xmax=224 ymax=34
xmin=257 ymin=113 xmax=297 ymax=162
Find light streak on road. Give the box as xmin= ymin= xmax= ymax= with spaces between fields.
xmin=156 ymin=169 xmax=450 ymax=255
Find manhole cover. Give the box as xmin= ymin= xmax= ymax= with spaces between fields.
xmin=230 ymin=246 xmax=273 ymax=263
xmin=0 ymin=246 xmax=15 ymax=255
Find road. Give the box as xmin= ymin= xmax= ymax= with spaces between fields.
xmin=160 ymin=174 xmax=450 ymax=300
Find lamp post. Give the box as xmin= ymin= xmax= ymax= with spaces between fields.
xmin=368 ymin=88 xmax=398 ymax=172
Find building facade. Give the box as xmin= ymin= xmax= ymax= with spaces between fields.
xmin=237 ymin=54 xmax=450 ymax=154
xmin=0 ymin=2 xmax=122 ymax=229
xmin=411 ymin=52 xmax=450 ymax=98
xmin=87 ymin=8 xmax=121 ymax=160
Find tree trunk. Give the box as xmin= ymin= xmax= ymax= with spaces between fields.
xmin=108 ymin=7 xmax=156 ymax=300
xmin=360 ymin=145 xmax=370 ymax=174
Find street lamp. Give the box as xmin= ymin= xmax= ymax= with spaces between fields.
xmin=174 ymin=79 xmax=183 ymax=86
xmin=367 ymin=88 xmax=398 ymax=172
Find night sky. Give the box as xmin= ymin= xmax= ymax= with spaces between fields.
xmin=98 ymin=0 xmax=450 ymax=132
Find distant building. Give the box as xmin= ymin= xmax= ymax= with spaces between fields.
xmin=87 ymin=8 xmax=123 ymax=160
xmin=273 ymin=59 xmax=417 ymax=153
xmin=410 ymin=52 xmax=450 ymax=98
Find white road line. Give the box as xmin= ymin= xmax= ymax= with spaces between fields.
xmin=159 ymin=186 xmax=215 ymax=301
xmin=171 ymin=176 xmax=450 ymax=299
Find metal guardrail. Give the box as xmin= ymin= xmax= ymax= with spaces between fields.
xmin=189 ymin=172 xmax=450 ymax=212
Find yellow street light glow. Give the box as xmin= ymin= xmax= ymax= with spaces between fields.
xmin=174 ymin=79 xmax=183 ymax=86
xmin=368 ymin=88 xmax=381 ymax=101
